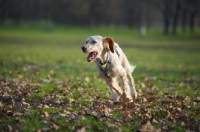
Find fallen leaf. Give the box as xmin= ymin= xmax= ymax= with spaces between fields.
xmin=4 ymin=124 xmax=23 ymax=132
xmin=13 ymin=112 xmax=23 ymax=116
xmin=6 ymin=110 xmax=13 ymax=116
xmin=44 ymin=112 xmax=49 ymax=117
xmin=181 ymin=121 xmax=185 ymax=126
xmin=51 ymin=123 xmax=59 ymax=130
xmin=40 ymin=119 xmax=48 ymax=124
xmin=5 ymin=125 xmax=12 ymax=132
xmin=152 ymin=118 xmax=158 ymax=123
xmin=193 ymin=97 xmax=200 ymax=103
xmin=59 ymin=113 xmax=67 ymax=117
xmin=148 ymin=96 xmax=157 ymax=102
xmin=85 ymin=77 xmax=90 ymax=82
xmin=37 ymin=127 xmax=51 ymax=132
xmin=139 ymin=121 xmax=160 ymax=132
xmin=0 ymin=102 xmax=4 ymax=108
xmin=75 ymin=126 xmax=86 ymax=132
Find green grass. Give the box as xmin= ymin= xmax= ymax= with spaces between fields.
xmin=0 ymin=26 xmax=200 ymax=131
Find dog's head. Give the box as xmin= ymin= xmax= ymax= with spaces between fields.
xmin=81 ymin=36 xmax=115 ymax=62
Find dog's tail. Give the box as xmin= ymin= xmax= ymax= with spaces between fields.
xmin=130 ymin=64 xmax=136 ymax=73
xmin=125 ymin=63 xmax=136 ymax=73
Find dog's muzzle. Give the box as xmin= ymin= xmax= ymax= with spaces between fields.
xmin=81 ymin=46 xmax=87 ymax=53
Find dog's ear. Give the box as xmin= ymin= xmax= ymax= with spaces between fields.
xmin=103 ymin=37 xmax=114 ymax=53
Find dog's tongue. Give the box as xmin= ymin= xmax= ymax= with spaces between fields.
xmin=87 ymin=52 xmax=96 ymax=62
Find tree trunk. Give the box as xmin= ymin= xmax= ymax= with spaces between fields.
xmin=0 ymin=0 xmax=7 ymax=24
xmin=140 ymin=0 xmax=146 ymax=37
xmin=163 ymin=12 xmax=170 ymax=35
xmin=189 ymin=12 xmax=195 ymax=32
xmin=181 ymin=0 xmax=187 ymax=32
xmin=172 ymin=0 xmax=181 ymax=34
xmin=181 ymin=9 xmax=187 ymax=32
xmin=162 ymin=0 xmax=171 ymax=35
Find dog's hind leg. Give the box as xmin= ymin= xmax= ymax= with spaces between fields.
xmin=127 ymin=73 xmax=137 ymax=99
xmin=115 ymin=66 xmax=133 ymax=101
xmin=123 ymin=59 xmax=137 ymax=100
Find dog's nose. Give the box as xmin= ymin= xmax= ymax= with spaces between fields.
xmin=81 ymin=46 xmax=87 ymax=52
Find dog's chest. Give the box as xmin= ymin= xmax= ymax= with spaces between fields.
xmin=97 ymin=64 xmax=116 ymax=78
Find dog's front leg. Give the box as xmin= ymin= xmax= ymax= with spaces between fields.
xmin=105 ymin=78 xmax=122 ymax=102
xmin=109 ymin=87 xmax=120 ymax=102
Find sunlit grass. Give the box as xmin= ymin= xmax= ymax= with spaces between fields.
xmin=0 ymin=26 xmax=199 ymax=131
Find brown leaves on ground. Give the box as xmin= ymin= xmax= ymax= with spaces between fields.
xmin=140 ymin=121 xmax=161 ymax=132
xmin=0 ymin=74 xmax=200 ymax=132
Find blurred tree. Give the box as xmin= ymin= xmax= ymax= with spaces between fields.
xmin=152 ymin=0 xmax=200 ymax=34
xmin=181 ymin=0 xmax=188 ymax=32
xmin=0 ymin=0 xmax=199 ymax=32
xmin=140 ymin=0 xmax=147 ymax=37
xmin=123 ymin=0 xmax=140 ymax=28
xmin=151 ymin=0 xmax=174 ymax=34
xmin=88 ymin=0 xmax=103 ymax=26
xmin=0 ymin=0 xmax=7 ymax=23
xmin=172 ymin=0 xmax=181 ymax=34
xmin=186 ymin=0 xmax=200 ymax=32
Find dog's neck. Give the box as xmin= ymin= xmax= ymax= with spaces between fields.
xmin=96 ymin=49 xmax=109 ymax=65
xmin=95 ymin=49 xmax=112 ymax=78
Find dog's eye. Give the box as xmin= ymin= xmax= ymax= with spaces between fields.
xmin=86 ymin=40 xmax=89 ymax=44
xmin=92 ymin=40 xmax=97 ymax=44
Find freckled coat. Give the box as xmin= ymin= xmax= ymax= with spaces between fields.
xmin=81 ymin=36 xmax=137 ymax=102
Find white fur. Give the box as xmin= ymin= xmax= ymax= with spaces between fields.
xmin=81 ymin=36 xmax=137 ymax=102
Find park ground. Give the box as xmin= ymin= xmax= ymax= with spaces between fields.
xmin=0 ymin=26 xmax=200 ymax=131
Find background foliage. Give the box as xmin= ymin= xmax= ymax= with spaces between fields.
xmin=0 ymin=0 xmax=200 ymax=34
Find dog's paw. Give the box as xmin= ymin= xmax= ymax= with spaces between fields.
xmin=132 ymin=92 xmax=138 ymax=99
xmin=113 ymin=96 xmax=120 ymax=103
xmin=120 ymin=94 xmax=133 ymax=103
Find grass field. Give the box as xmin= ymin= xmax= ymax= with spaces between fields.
xmin=0 ymin=26 xmax=200 ymax=131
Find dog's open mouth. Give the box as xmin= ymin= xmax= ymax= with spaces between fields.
xmin=87 ymin=52 xmax=98 ymax=62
